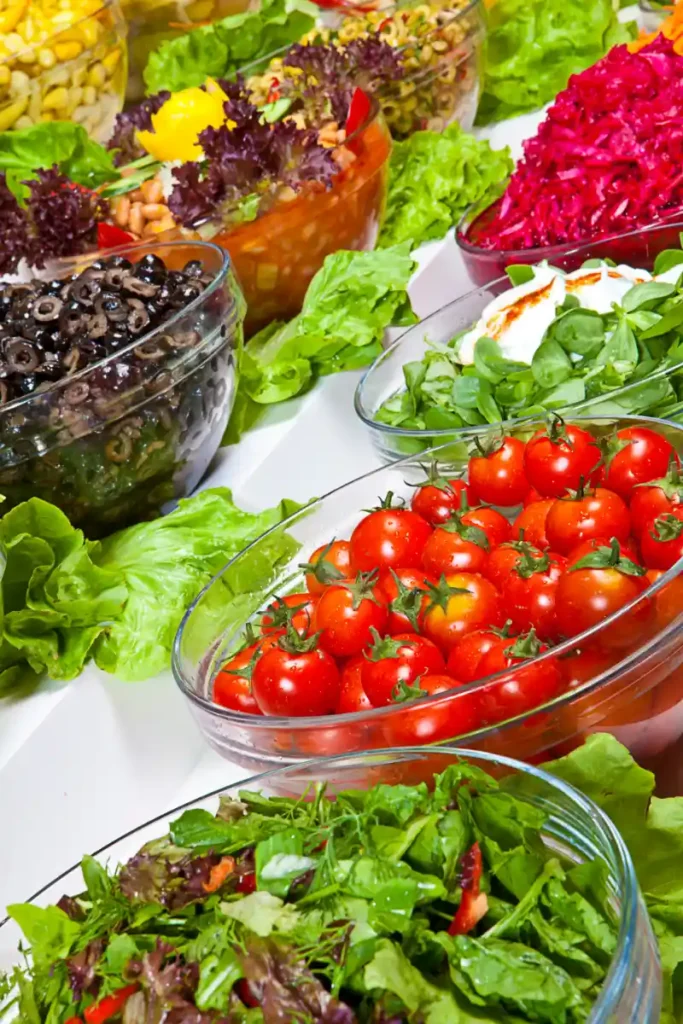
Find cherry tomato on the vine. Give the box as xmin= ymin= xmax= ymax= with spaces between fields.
xmin=603 ymin=427 xmax=678 ymax=501
xmin=446 ymin=623 xmax=515 ymax=682
xmin=377 ymin=567 xmax=435 ymax=634
xmin=301 ymin=539 xmax=353 ymax=594
xmin=502 ymin=550 xmax=568 ymax=642
xmin=468 ymin=436 xmax=529 ymax=506
xmin=361 ymin=630 xmax=445 ymax=707
xmin=314 ymin=571 xmax=388 ymax=658
xmin=261 ymin=593 xmax=318 ymax=637
xmin=336 ymin=656 xmax=373 ymax=714
xmin=566 ymin=536 xmax=640 ymax=569
xmin=483 ymin=539 xmax=543 ymax=592
xmin=514 ymin=499 xmax=554 ymax=550
xmin=629 ymin=458 xmax=683 ymax=538
xmin=640 ymin=508 xmax=683 ymax=570
xmin=252 ymin=631 xmax=340 ymax=716
xmin=410 ymin=472 xmax=473 ymax=526
xmin=422 ymin=572 xmax=502 ymax=653
xmin=545 ymin=486 xmax=631 ymax=555
xmin=477 ymin=631 xmax=563 ymax=725
xmin=350 ymin=496 xmax=432 ymax=572
xmin=386 ymin=674 xmax=481 ymax=746
xmin=213 ymin=644 xmax=263 ymax=715
xmin=523 ymin=421 xmax=601 ymax=498
xmin=421 ymin=516 xmax=489 ymax=577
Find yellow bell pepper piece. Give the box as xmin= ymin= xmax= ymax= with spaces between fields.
xmin=136 ymin=79 xmax=230 ymax=162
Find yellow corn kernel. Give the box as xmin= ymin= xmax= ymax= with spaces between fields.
xmin=101 ymin=48 xmax=120 ymax=73
xmin=82 ymin=83 xmax=95 ymax=103
xmin=54 ymin=40 xmax=82 ymax=60
xmin=3 ymin=33 xmax=25 ymax=54
xmin=0 ymin=95 xmax=28 ymax=129
xmin=38 ymin=47 xmax=57 ymax=68
xmin=42 ymin=85 xmax=68 ymax=108
xmin=10 ymin=69 xmax=30 ymax=93
xmin=14 ymin=114 xmax=34 ymax=128
xmin=71 ymin=65 xmax=86 ymax=86
xmin=69 ymin=84 xmax=82 ymax=106
xmin=0 ymin=66 xmax=10 ymax=87
xmin=76 ymin=19 xmax=101 ymax=48
xmin=87 ymin=60 xmax=106 ymax=86
xmin=38 ymin=111 xmax=55 ymax=120
xmin=0 ymin=0 xmax=28 ymax=35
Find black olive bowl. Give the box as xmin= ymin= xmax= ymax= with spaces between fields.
xmin=0 ymin=241 xmax=244 ymax=537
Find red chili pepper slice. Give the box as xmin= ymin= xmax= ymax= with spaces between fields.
xmin=448 ymin=841 xmax=488 ymax=936
xmin=84 ymin=984 xmax=139 ymax=1024
xmin=345 ymin=87 xmax=372 ymax=156
xmin=65 ymin=1017 xmax=83 ymax=1024
xmin=97 ymin=222 xmax=135 ymax=250
xmin=236 ymin=870 xmax=256 ymax=894
xmin=236 ymin=979 xmax=259 ymax=1008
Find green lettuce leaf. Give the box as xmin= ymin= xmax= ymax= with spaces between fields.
xmin=91 ymin=487 xmax=300 ymax=682
xmin=143 ymin=0 xmax=317 ymax=93
xmin=378 ymin=124 xmax=512 ymax=250
xmin=476 ymin=0 xmax=635 ymax=126
xmin=0 ymin=122 xmax=116 ymax=203
xmin=227 ymin=244 xmax=417 ymax=437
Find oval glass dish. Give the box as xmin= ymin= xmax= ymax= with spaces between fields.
xmin=174 ymin=414 xmax=683 ymax=793
xmin=205 ymin=96 xmax=391 ymax=336
xmin=0 ymin=747 xmax=662 ymax=1023
xmin=456 ymin=201 xmax=683 ymax=289
xmin=0 ymin=240 xmax=243 ymax=537
xmin=357 ymin=221 xmax=683 ymax=464
xmin=0 ymin=0 xmax=127 ymax=140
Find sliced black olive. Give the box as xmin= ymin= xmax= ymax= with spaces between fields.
xmin=64 ymin=381 xmax=90 ymax=405
xmin=183 ymin=259 xmax=203 ymax=278
xmin=17 ymin=373 xmax=37 ymax=395
xmin=121 ymin=274 xmax=158 ymax=299
xmin=107 ymin=256 xmax=133 ymax=270
xmin=6 ymin=338 xmax=40 ymax=373
xmin=94 ymin=292 xmax=127 ymax=323
xmin=104 ymin=266 xmax=129 ymax=289
xmin=105 ymin=434 xmax=133 ymax=463
xmin=0 ymin=380 xmax=8 ymax=404
xmin=88 ymin=312 xmax=109 ymax=339
xmin=134 ymin=340 xmax=166 ymax=360
xmin=180 ymin=282 xmax=204 ymax=304
xmin=127 ymin=306 xmax=150 ymax=335
xmin=43 ymin=279 xmax=64 ymax=296
xmin=165 ymin=329 xmax=199 ymax=350
xmin=69 ymin=276 xmax=101 ymax=308
xmin=59 ymin=301 xmax=88 ymax=337
xmin=33 ymin=296 xmax=63 ymax=322
xmin=135 ymin=253 xmax=166 ymax=283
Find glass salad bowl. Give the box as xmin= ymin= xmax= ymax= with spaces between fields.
xmin=0 ymin=0 xmax=127 ymax=140
xmin=0 ymin=240 xmax=243 ymax=538
xmin=357 ymin=223 xmax=683 ymax=464
xmin=204 ymin=96 xmax=391 ymax=337
xmin=457 ymin=204 xmax=683 ymax=289
xmin=174 ymin=414 xmax=683 ymax=794
xmin=0 ymin=746 xmax=662 ymax=1023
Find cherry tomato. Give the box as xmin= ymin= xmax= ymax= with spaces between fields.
xmin=446 ymin=625 xmax=514 ymax=682
xmin=477 ymin=632 xmax=563 ymax=725
xmin=252 ymin=635 xmax=340 ymax=716
xmin=377 ymin=567 xmax=436 ymax=634
xmin=641 ymin=508 xmax=683 ymax=570
xmin=604 ymin=427 xmax=678 ymax=501
xmin=554 ymin=539 xmax=650 ymax=646
xmin=545 ymin=487 xmax=631 ymax=555
xmin=262 ymin=593 xmax=318 ymax=637
xmin=314 ymin=572 xmax=388 ymax=658
xmin=421 ymin=520 xmax=488 ymax=576
xmin=422 ymin=573 xmax=502 ymax=653
xmin=502 ymin=550 xmax=567 ymax=642
xmin=523 ymin=421 xmax=601 ymax=498
xmin=350 ymin=499 xmax=432 ymax=572
xmin=336 ymin=656 xmax=373 ymax=714
xmin=462 ymin=505 xmax=512 ymax=548
xmin=629 ymin=459 xmax=683 ymax=537
xmin=213 ymin=644 xmax=263 ymax=715
xmin=646 ymin=570 xmax=683 ymax=629
xmin=560 ymin=648 xmax=615 ymax=693
xmin=566 ymin=536 xmax=640 ymax=569
xmin=386 ymin=675 xmax=481 ymax=746
xmin=301 ymin=540 xmax=352 ymax=594
xmin=524 ymin=487 xmax=544 ymax=506
xmin=483 ymin=539 xmax=542 ymax=591
xmin=361 ymin=631 xmax=445 ymax=706
xmin=514 ymin=499 xmax=554 ymax=550
xmin=411 ymin=475 xmax=473 ymax=526
xmin=468 ymin=436 xmax=528 ymax=506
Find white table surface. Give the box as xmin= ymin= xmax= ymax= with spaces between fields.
xmin=0 ymin=89 xmax=620 ymax=913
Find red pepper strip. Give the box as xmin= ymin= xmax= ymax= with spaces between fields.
xmin=345 ymin=87 xmax=372 ymax=156
xmin=203 ymin=856 xmax=235 ymax=893
xmin=65 ymin=1017 xmax=83 ymax=1024
xmin=97 ymin=223 xmax=135 ymax=250
xmin=236 ymin=870 xmax=256 ymax=894
xmin=448 ymin=841 xmax=488 ymax=937
xmin=236 ymin=979 xmax=259 ymax=1008
xmin=84 ymin=984 xmax=139 ymax=1024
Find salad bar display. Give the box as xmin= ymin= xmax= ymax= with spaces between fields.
xmin=10 ymin=0 xmax=683 ymax=1021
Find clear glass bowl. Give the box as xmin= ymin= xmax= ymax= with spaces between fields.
xmin=456 ymin=203 xmax=683 ymax=289
xmin=357 ymin=222 xmax=683 ymax=463
xmin=204 ymin=97 xmax=391 ymax=336
xmin=173 ymin=414 xmax=683 ymax=795
xmin=0 ymin=0 xmax=127 ymax=141
xmin=0 ymin=240 xmax=244 ymax=538
xmin=639 ymin=0 xmax=668 ymax=33
xmin=0 ymin=746 xmax=662 ymax=1023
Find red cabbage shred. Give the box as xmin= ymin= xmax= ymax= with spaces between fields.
xmin=475 ymin=36 xmax=683 ymax=251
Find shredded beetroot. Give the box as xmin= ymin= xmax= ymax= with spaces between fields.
xmin=475 ymin=35 xmax=683 ymax=251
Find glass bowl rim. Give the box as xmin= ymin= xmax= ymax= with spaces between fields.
xmin=0 ymin=239 xmax=238 ymax=418
xmin=455 ymin=199 xmax=683 ymax=264
xmin=172 ymin=413 xmax=683 ymax=737
xmin=0 ymin=0 xmax=126 ymax=68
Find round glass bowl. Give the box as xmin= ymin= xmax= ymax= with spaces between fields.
xmin=0 ymin=0 xmax=127 ymax=140
xmin=357 ymin=220 xmax=683 ymax=464
xmin=174 ymin=414 xmax=683 ymax=792
xmin=0 ymin=746 xmax=662 ymax=1023
xmin=0 ymin=240 xmax=243 ymax=537
xmin=206 ymin=97 xmax=391 ymax=336
xmin=456 ymin=203 xmax=683 ymax=289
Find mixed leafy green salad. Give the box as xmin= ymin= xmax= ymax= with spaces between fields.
xmin=1 ymin=734 xmax=668 ymax=1024
xmin=375 ymin=253 xmax=683 ymax=441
